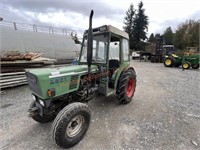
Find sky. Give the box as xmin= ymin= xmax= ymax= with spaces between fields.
xmin=0 ymin=0 xmax=199 ymax=37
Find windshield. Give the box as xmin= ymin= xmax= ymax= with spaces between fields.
xmin=163 ymin=46 xmax=174 ymax=51
xmin=80 ymin=34 xmax=108 ymax=63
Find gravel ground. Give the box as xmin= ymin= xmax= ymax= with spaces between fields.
xmin=0 ymin=60 xmax=200 ymax=150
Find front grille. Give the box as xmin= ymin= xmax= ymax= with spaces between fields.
xmin=26 ymin=72 xmax=42 ymax=96
xmin=69 ymin=75 xmax=78 ymax=90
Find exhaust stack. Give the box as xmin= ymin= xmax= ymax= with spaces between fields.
xmin=87 ymin=10 xmax=94 ymax=74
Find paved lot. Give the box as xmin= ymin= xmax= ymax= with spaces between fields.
xmin=0 ymin=60 xmax=200 ymax=150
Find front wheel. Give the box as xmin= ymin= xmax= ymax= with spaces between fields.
xmin=182 ymin=62 xmax=191 ymax=69
xmin=192 ymin=63 xmax=199 ymax=69
xmin=117 ymin=69 xmax=136 ymax=104
xmin=51 ymin=102 xmax=91 ymax=148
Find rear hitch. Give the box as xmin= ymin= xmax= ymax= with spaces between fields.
xmin=28 ymin=107 xmax=39 ymax=117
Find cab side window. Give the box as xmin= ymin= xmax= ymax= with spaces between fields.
xmin=122 ymin=39 xmax=129 ymax=61
xmin=109 ymin=36 xmax=120 ymax=61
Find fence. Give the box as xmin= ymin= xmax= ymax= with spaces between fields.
xmin=0 ymin=20 xmax=79 ymax=37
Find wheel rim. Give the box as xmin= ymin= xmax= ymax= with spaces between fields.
xmin=126 ymin=78 xmax=135 ymax=98
xmin=183 ymin=63 xmax=188 ymax=69
xmin=66 ymin=115 xmax=84 ymax=138
xmin=165 ymin=59 xmax=172 ymax=66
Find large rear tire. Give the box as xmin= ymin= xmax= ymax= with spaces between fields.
xmin=116 ymin=69 xmax=136 ymax=104
xmin=164 ymin=57 xmax=174 ymax=67
xmin=51 ymin=102 xmax=90 ymax=148
xmin=30 ymin=101 xmax=56 ymax=123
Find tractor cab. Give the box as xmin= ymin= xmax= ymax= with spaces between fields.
xmin=79 ymin=25 xmax=130 ymax=96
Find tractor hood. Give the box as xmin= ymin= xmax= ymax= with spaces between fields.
xmin=28 ymin=65 xmax=98 ymax=78
xmin=26 ymin=65 xmax=99 ymax=99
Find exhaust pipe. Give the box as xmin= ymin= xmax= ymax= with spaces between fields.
xmin=87 ymin=10 xmax=94 ymax=74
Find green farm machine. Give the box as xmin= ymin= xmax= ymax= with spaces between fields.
xmin=164 ymin=47 xmax=199 ymax=69
xmin=26 ymin=10 xmax=136 ymax=148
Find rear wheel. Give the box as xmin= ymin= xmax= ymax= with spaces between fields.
xmin=164 ymin=57 xmax=173 ymax=67
xmin=182 ymin=62 xmax=191 ymax=69
xmin=30 ymin=101 xmax=56 ymax=123
xmin=192 ymin=63 xmax=199 ymax=69
xmin=51 ymin=102 xmax=90 ymax=148
xmin=117 ymin=69 xmax=136 ymax=104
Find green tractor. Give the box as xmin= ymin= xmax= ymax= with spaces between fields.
xmin=26 ymin=10 xmax=136 ymax=148
xmin=164 ymin=47 xmax=199 ymax=69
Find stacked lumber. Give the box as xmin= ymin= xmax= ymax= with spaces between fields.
xmin=1 ymin=51 xmax=41 ymax=61
xmin=0 ymin=72 xmax=27 ymax=89
xmin=0 ymin=51 xmax=56 ymax=89
xmin=0 ymin=51 xmax=56 ymax=73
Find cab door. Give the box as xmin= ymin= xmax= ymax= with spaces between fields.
xmin=106 ymin=34 xmax=121 ymax=96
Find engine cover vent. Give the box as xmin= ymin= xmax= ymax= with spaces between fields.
xmin=69 ymin=75 xmax=78 ymax=90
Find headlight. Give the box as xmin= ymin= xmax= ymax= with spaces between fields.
xmin=32 ymin=94 xmax=36 ymax=101
xmin=38 ymin=99 xmax=45 ymax=106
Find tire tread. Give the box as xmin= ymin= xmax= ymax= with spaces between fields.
xmin=51 ymin=102 xmax=90 ymax=148
xmin=116 ymin=69 xmax=136 ymax=104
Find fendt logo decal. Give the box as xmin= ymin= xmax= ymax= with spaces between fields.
xmin=50 ymin=76 xmax=70 ymax=84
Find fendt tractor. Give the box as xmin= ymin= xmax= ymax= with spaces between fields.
xmin=26 ymin=10 xmax=136 ymax=148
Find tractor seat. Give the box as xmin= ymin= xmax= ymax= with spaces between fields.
xmin=109 ymin=59 xmax=119 ymax=88
xmin=172 ymin=54 xmax=179 ymax=58
xmin=109 ymin=59 xmax=119 ymax=74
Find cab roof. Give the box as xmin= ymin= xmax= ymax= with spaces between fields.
xmin=84 ymin=25 xmax=129 ymax=39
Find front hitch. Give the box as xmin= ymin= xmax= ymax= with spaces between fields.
xmin=28 ymin=107 xmax=39 ymax=117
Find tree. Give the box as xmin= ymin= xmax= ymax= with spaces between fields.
xmin=173 ymin=27 xmax=185 ymax=50
xmin=132 ymin=1 xmax=149 ymax=50
xmin=123 ymin=4 xmax=136 ymax=50
xmin=185 ymin=20 xmax=199 ymax=47
xmin=173 ymin=20 xmax=199 ymax=51
xmin=163 ymin=27 xmax=173 ymax=45
xmin=123 ymin=2 xmax=148 ymax=51
xmin=148 ymin=33 xmax=156 ymax=43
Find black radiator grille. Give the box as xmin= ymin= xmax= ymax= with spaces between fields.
xmin=26 ymin=72 xmax=42 ymax=96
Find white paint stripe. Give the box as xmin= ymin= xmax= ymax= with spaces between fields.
xmin=49 ymin=69 xmax=97 ymax=78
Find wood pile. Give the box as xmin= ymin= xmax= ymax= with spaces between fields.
xmin=0 ymin=72 xmax=27 ymax=89
xmin=1 ymin=51 xmax=41 ymax=61
xmin=0 ymin=51 xmax=56 ymax=89
xmin=0 ymin=51 xmax=56 ymax=73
